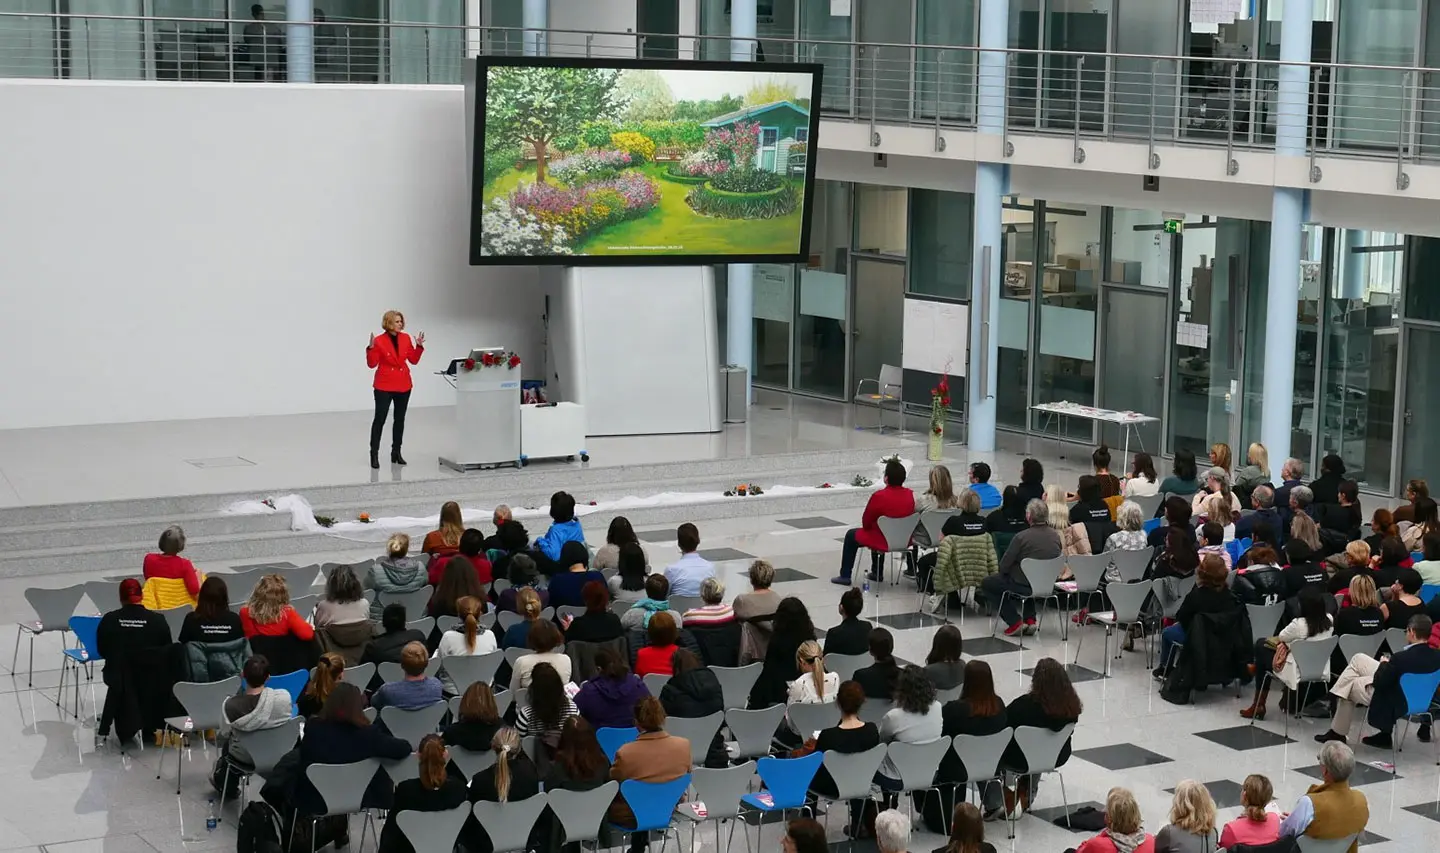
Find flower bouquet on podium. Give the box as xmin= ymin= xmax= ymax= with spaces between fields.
xmin=928 ymin=370 xmax=950 ymax=462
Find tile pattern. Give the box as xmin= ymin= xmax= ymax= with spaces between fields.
xmin=698 ymin=548 xmax=756 ymax=563
xmin=778 ymin=517 xmax=847 ymax=530
xmin=1072 ymin=743 xmax=1174 ymax=771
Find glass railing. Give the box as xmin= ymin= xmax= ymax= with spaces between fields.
xmin=4 ymin=11 xmax=1439 ymax=167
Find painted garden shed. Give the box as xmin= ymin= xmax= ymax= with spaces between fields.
xmin=701 ymin=100 xmax=811 ymax=172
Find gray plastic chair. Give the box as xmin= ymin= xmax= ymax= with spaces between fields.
xmin=935 ymin=685 xmax=963 ymax=704
xmin=492 ymin=578 xmax=512 ymax=596
xmin=471 ymin=794 xmax=550 ymax=853
xmin=1131 ymin=493 xmax=1163 ymax=519
xmin=449 ymin=745 xmax=496 ymax=779
xmin=1007 ymin=725 xmax=1076 ymax=836
xmin=13 ymin=584 xmax=85 ymax=685
xmin=340 ymin=662 xmax=376 ymax=689
xmin=643 ymin=673 xmax=672 ymax=695
xmin=872 ymin=514 xmax=921 ymax=585
xmin=512 ymin=689 xmax=530 ymax=714
xmin=380 ymin=702 xmax=448 ymax=748
xmin=1385 ymin=627 xmax=1409 ymax=654
xmin=609 ymin=599 xmax=634 ymax=617
xmin=1296 ymin=834 xmax=1361 ymax=853
xmin=990 ymin=557 xmax=1065 ymax=647
xmin=504 ymin=646 xmax=530 ymax=669
xmin=436 ymin=615 xmax=462 ymax=633
xmin=786 ymin=701 xmax=840 ymax=738
xmin=919 ymin=510 xmax=959 ymax=552
xmin=1247 ymin=602 xmax=1287 ymax=648
xmin=221 ymin=716 xmax=302 ymax=813
xmin=667 ymin=596 xmax=704 ymax=615
xmin=1110 ymin=548 xmax=1153 ymax=583
xmin=157 ymin=605 xmax=193 ymax=639
xmin=289 ymin=594 xmax=320 ymax=620
xmin=549 ymin=780 xmax=619 ymax=846
xmin=319 ymin=562 xmax=345 ymax=581
xmin=497 ymin=611 xmax=524 ymax=632
xmin=492 ymin=689 xmax=515 ymax=718
xmin=1065 ymin=554 xmax=1110 ymax=614
xmin=555 ymin=605 xmax=585 ymax=622
xmin=950 ymin=729 xmax=1013 ymax=821
xmin=859 ymin=699 xmax=893 ymax=726
xmin=380 ymin=586 xmax=435 ymax=622
xmin=813 ymin=744 xmax=886 ymax=836
xmin=665 ymin=710 xmax=724 ymax=765
xmin=888 ymin=739 xmax=947 ymax=822
xmin=1254 ymin=636 xmax=1338 ymax=737
xmin=1156 ymin=576 xmax=1196 ymax=620
xmin=675 ymin=763 xmax=756 ymax=853
xmin=725 ymin=703 xmax=787 ymax=760
xmin=822 ymin=653 xmax=869 ymax=683
xmin=539 ymin=607 xmax=555 ymax=623
xmin=278 ymin=565 xmax=321 ymax=595
xmin=397 ymin=803 xmax=469 ymax=853
xmin=82 ymin=580 xmax=119 ymax=615
xmin=378 ymin=656 xmax=442 ymax=684
xmin=380 ymin=754 xmax=419 ymax=785
xmin=404 ymin=616 xmax=436 ymax=637
xmin=1338 ymin=632 xmax=1385 ymax=664
xmin=297 ymin=758 xmax=383 ymax=853
xmin=217 ymin=570 xmax=266 ymax=602
xmin=443 ymin=651 xmax=504 ymax=695
xmin=711 ymin=663 xmax=762 ymax=710
xmin=159 ymin=676 xmax=243 ymax=794
xmin=1083 ymin=580 xmax=1153 ymax=675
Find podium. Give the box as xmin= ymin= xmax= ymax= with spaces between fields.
xmin=438 ymin=349 xmax=521 ymax=471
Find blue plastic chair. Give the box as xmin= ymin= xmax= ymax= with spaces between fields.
xmin=1395 ymin=669 xmax=1440 ymax=771
xmin=59 ymin=615 xmax=103 ymax=721
xmin=1224 ymin=538 xmax=1252 ymax=566
xmin=267 ymin=670 xmax=310 ymax=716
xmin=741 ymin=754 xmax=823 ymax=850
xmin=1420 ymin=584 xmax=1440 ymax=605
xmin=1142 ymin=518 xmax=1162 ymax=536
xmin=609 ymin=775 xmax=691 ymax=853
xmin=596 ymin=726 xmax=640 ymax=762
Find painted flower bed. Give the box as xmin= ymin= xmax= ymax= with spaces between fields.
xmin=687 ymin=182 xmax=797 ymax=220
xmin=479 ymin=199 xmax=572 ymax=257
xmin=511 ymin=171 xmax=660 ymax=243
xmin=664 ymin=148 xmax=730 ymax=184
xmin=547 ymin=148 xmax=635 ymax=186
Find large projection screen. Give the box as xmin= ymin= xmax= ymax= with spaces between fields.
xmin=469 ymin=57 xmax=823 ymax=266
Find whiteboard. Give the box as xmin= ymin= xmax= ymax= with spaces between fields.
xmin=903 ymin=298 xmax=970 ymax=377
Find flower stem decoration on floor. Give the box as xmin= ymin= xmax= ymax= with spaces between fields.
xmin=927 ymin=362 xmax=952 ymax=461
xmin=462 ymin=351 xmax=523 ymax=371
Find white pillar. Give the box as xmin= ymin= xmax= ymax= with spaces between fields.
xmin=726 ymin=0 xmax=758 ymax=402
xmin=465 ymin=0 xmax=482 ymax=59
xmin=523 ymin=0 xmax=547 ymax=56
xmin=286 ymin=0 xmax=314 ymax=83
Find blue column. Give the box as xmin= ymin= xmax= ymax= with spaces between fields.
xmin=286 ymin=0 xmax=314 ymax=83
xmin=523 ymin=0 xmax=548 ymax=56
xmin=1260 ymin=0 xmax=1313 ymax=465
xmin=967 ymin=0 xmax=1009 ymax=452
xmin=727 ymin=0 xmax=758 ymax=402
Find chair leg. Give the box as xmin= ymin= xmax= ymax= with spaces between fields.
xmin=1057 ymin=771 xmax=1070 ymax=828
xmin=9 ymin=626 xmax=18 ymax=678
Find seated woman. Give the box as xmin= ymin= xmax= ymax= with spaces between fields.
xmin=366 ymin=533 xmax=427 ymax=620
xmin=594 ymin=516 xmax=645 ymax=574
xmin=429 ymin=556 xmax=488 ymax=620
xmin=620 ymin=573 xmax=672 ymax=632
xmin=937 ymin=803 xmax=998 ymax=853
xmin=984 ymin=486 xmax=1031 ymax=559
xmin=1218 ymin=775 xmax=1281 ymax=850
xmin=937 ymin=661 xmax=1008 ymax=819
xmin=435 ymin=596 xmax=498 ymax=696
xmin=1148 ymin=498 xmax=1195 ymax=550
xmin=923 ymin=625 xmax=965 ymax=691
xmin=808 ymin=680 xmax=881 ymax=826
xmin=658 ymin=649 xmax=728 ymax=767
xmin=501 ymin=588 xmax=545 ymax=650
xmin=315 ymin=565 xmax=370 ymax=628
xmin=142 ymin=525 xmax=201 ymax=608
xmin=1158 ymin=450 xmax=1202 ymax=498
xmin=1280 ymin=540 xmax=1327 ymax=604
xmin=606 ymin=697 xmax=691 ymax=850
xmin=1190 ymin=467 xmax=1241 ymax=522
xmin=487 ymin=520 xmax=531 ymax=591
xmin=997 ymin=657 xmax=1081 ymax=818
xmin=923 ymin=489 xmax=995 ymax=606
xmin=562 ymin=581 xmax=625 ymax=644
xmin=1156 ymin=555 xmax=1240 ymax=678
xmin=545 ymin=540 xmax=605 ymax=609
xmin=497 ymin=555 xmax=549 ymax=615
xmin=1074 ymin=787 xmax=1155 ymax=853
xmin=1382 ymin=567 xmax=1427 ymax=630
xmin=1242 ymin=586 xmax=1333 ymax=720
xmin=1234 ymin=443 xmax=1271 ymax=493
xmin=443 ymin=682 xmax=504 ymax=753
xmin=293 ymin=683 xmax=410 ymax=821
xmin=1372 ymin=536 xmax=1413 ymax=592
xmin=240 ymin=575 xmax=317 ymax=676
xmin=515 ymin=662 xmax=578 ymax=749
xmin=634 ymin=611 xmax=681 ymax=677
xmin=575 ymin=647 xmax=650 ymax=731
xmin=1330 ymin=541 xmax=1371 ymax=596
xmin=422 ymin=501 xmax=465 ymax=557
xmin=683 ymin=577 xmax=735 ymax=627
xmin=877 ymin=666 xmax=943 ymax=806
xmin=464 ymin=727 xmax=542 ymax=853
xmin=1123 ymin=452 xmax=1160 ymax=498
xmin=1070 ymin=475 xmax=1117 ymax=554
xmin=546 ymin=717 xmax=611 ymax=792
xmin=786 ymin=640 xmax=838 ymax=706
xmin=96 ymin=578 xmax=174 ymax=746
xmin=1403 ymin=496 xmax=1440 ymax=551
xmin=429 ymin=528 xmax=494 ymax=588
xmin=532 ymin=491 xmax=585 ymax=576
xmin=1196 ymin=521 xmax=1231 ymax=571
xmin=378 ymin=734 xmax=468 ymax=853
xmin=608 ymin=542 xmax=651 ymax=605
xmin=297 ymin=652 xmax=345 ymax=718
xmin=912 ymin=465 xmax=961 ymax=549
xmin=734 ymin=560 xmax=781 ymax=664
xmin=178 ymin=576 xmax=245 ymax=645
xmin=1334 ymin=574 xmax=1385 ymax=638
xmin=1364 ymin=508 xmax=1400 ymax=557
xmin=513 ymin=621 xmax=572 ymax=688
xmin=1152 ymin=526 xmax=1200 ymax=581
xmin=751 ymin=598 xmax=817 ymax=708
xmin=1154 ymin=780 xmax=1219 ymax=853
xmin=1101 ymin=501 xmax=1150 ymax=585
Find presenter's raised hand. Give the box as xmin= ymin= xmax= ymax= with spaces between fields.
xmin=368 ymin=332 xmax=376 ymax=349
xmin=416 ymin=331 xmax=426 ymax=348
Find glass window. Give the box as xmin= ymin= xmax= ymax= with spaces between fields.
xmin=855 ymin=186 xmax=908 ymax=257
xmin=68 ymin=0 xmax=144 ymax=80
xmin=909 ymin=189 xmax=975 ymax=301
xmin=1043 ymin=0 xmax=1110 ymax=132
xmin=1108 ymin=208 xmax=1172 ymax=289
xmin=997 ymin=197 xmax=1037 ymax=428
xmin=798 ymin=0 xmax=852 ymax=112
xmin=1170 ymin=218 xmax=1238 ymax=456
xmin=391 ymin=0 xmax=465 ymax=84
xmin=1404 ymin=234 xmax=1440 ymax=321
xmin=795 ymin=180 xmax=850 ymax=397
xmin=0 ymin=0 xmax=56 ymax=79
xmin=151 ymin=1 xmax=228 ymax=81
xmin=319 ymin=0 xmax=385 ymax=82
xmin=794 ymin=127 xmax=809 ymax=142
xmin=1031 ymin=201 xmax=1102 ymax=437
xmin=1333 ymin=0 xmax=1419 ymax=150
xmin=1111 ymin=0 xmax=1179 ymax=139
xmin=1008 ymin=0 xmax=1042 ymax=128
xmin=856 ymin=0 xmax=912 ymax=121
xmin=753 ymin=264 xmax=795 ymax=387
xmin=488 ymin=0 xmax=524 ymax=56
xmin=915 ymin=0 xmax=976 ymax=122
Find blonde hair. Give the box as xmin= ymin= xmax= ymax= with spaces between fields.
xmin=491 ymin=727 xmax=521 ymax=802
xmin=1045 ymin=484 xmax=1069 ymax=531
xmin=1348 ymin=573 xmax=1380 ymax=609
xmin=1168 ymin=779 xmax=1217 ymax=835
xmin=1105 ymin=787 xmax=1143 ymax=836
xmin=437 ymin=501 xmax=464 ymax=549
xmin=516 ymin=587 xmax=542 ymax=620
xmin=1345 ymin=541 xmax=1371 ymax=568
xmin=1240 ymin=774 xmax=1273 ymax=823
xmin=1210 ymin=442 xmax=1232 ymax=473
xmin=1247 ymin=442 xmax=1270 ymax=481
xmin=797 ymin=640 xmax=827 ymax=698
xmin=387 ymin=533 xmax=410 ymax=558
xmin=1204 ymin=493 xmax=1232 ymax=524
xmin=457 ymin=596 xmax=483 ymax=652
xmin=246 ymin=575 xmax=290 ymax=625
xmin=927 ymin=466 xmax=959 ymax=509
xmin=1291 ymin=513 xmax=1321 ymax=552
xmin=382 ymin=310 xmax=405 ymax=330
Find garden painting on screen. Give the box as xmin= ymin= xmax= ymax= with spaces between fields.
xmin=479 ymin=64 xmax=815 ymax=258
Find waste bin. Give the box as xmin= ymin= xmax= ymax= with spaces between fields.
xmin=722 ymin=366 xmax=748 ymax=424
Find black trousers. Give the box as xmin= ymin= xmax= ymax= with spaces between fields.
xmin=370 ymin=389 xmax=411 ymax=453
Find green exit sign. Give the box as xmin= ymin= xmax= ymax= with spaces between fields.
xmin=1163 ymin=219 xmax=1184 ymax=234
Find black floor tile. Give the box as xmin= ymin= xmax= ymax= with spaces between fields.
xmin=1019 ymin=664 xmax=1106 ymax=684
xmin=1026 ymin=801 xmax=1104 ymax=832
xmin=1072 ymin=743 xmax=1172 ymax=771
xmin=637 ymin=529 xmax=677 ymax=543
xmin=1402 ymin=801 xmax=1440 ymax=823
xmin=1296 ymin=761 xmax=1399 ymax=786
xmin=1357 ymin=829 xmax=1390 ymax=846
xmin=779 ymin=516 xmax=846 ymax=530
xmin=1164 ymin=780 xmax=1245 ymax=809
xmin=1193 ymin=726 xmax=1296 ymax=751
xmin=700 ymin=547 xmax=756 ymax=562
xmin=770 ymin=567 xmax=816 ymax=583
xmin=962 ymin=637 xmax=1022 ymax=657
xmin=876 ymin=612 xmax=945 ymax=630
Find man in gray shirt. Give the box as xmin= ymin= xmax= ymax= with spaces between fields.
xmin=979 ymin=499 xmax=1062 ymax=636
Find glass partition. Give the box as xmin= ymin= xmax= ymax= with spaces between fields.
xmin=1042 ymin=0 xmax=1110 ymax=132
xmin=795 ymin=180 xmax=850 ymax=397
xmin=69 ymin=0 xmax=144 ymax=80
xmin=1031 ymin=202 xmax=1102 ymax=438
xmin=391 ymin=0 xmax=464 ymax=84
xmin=1333 ymin=0 xmax=1419 ymax=150
xmin=909 ymin=189 xmax=974 ymax=300
xmin=1111 ymin=0 xmax=1180 ymax=139
xmin=1008 ymin=0 xmax=1042 ymax=127
xmin=997 ymin=197 xmax=1037 ymax=429
xmin=753 ymin=264 xmax=795 ymax=387
xmin=0 ymin=0 xmax=57 ymax=78
xmin=856 ymin=0 xmax=913 ymax=121
xmin=799 ymin=0 xmax=853 ymax=112
xmin=915 ymin=0 xmax=977 ymax=122
xmin=855 ymin=185 xmax=908 ymax=256
xmin=1108 ymin=208 xmax=1173 ymax=289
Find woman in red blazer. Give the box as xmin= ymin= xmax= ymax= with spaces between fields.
xmin=367 ymin=310 xmax=424 ymax=468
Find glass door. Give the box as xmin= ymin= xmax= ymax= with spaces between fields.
xmin=850 ymin=259 xmax=906 ymax=399
xmin=1099 ymin=287 xmax=1167 ymax=453
xmin=753 ymin=264 xmax=794 ymax=388
xmin=1400 ymin=325 xmax=1440 ymax=492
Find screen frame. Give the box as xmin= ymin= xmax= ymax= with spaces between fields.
xmin=469 ymin=55 xmax=824 ymax=267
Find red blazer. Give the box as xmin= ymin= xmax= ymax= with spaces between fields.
xmin=367 ymin=332 xmax=423 ymax=392
xmin=855 ymin=485 xmax=916 ymax=551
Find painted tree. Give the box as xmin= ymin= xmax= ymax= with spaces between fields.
xmin=485 ymin=66 xmax=621 ymax=184
xmin=619 ymin=69 xmax=676 ymax=122
xmin=744 ymin=77 xmax=800 ymax=107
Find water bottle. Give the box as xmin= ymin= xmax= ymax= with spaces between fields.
xmin=205 ymin=798 xmax=218 ymax=832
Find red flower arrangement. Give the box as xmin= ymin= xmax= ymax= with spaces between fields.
xmin=461 ymin=351 xmax=522 ymax=372
xmin=930 ymin=369 xmax=951 ymax=436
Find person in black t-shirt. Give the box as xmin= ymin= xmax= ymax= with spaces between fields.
xmin=178 ymin=576 xmax=246 ymax=644
xmin=1280 ymin=540 xmax=1328 ymax=602
xmin=852 ymin=628 xmax=902 ymax=701
xmin=809 ymin=680 xmax=881 ymax=825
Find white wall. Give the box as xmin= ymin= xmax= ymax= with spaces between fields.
xmin=0 ymin=79 xmax=543 ymax=430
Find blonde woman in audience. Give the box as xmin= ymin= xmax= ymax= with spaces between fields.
xmin=787 ymin=640 xmax=837 ymax=704
xmin=434 ymin=595 xmax=498 ymax=696
xmin=1210 ymin=442 xmax=1233 ymax=475
xmin=240 ymin=575 xmax=315 ymax=641
xmin=366 ymin=533 xmax=426 ymax=620
xmin=1291 ymin=512 xmax=1323 ymax=554
xmin=1154 ymin=779 xmax=1219 ymax=853
xmin=1074 ymin=787 xmax=1154 ymax=853
xmin=914 ymin=466 xmax=961 ymax=548
xmin=1191 ymin=467 xmax=1240 ymax=522
xmin=1218 ymin=774 xmax=1281 ymax=849
xmin=1047 ymin=484 xmax=1088 ymax=561
xmin=1235 ymin=443 xmax=1271 ymax=491
xmin=422 ymin=501 xmax=466 ymax=556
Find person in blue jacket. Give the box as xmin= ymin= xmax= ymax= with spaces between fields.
xmin=533 ymin=491 xmax=585 ymax=576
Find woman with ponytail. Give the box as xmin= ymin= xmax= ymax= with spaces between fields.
xmin=378 ymin=734 xmax=467 ymax=853
xmin=468 ymin=726 xmax=541 ymax=803
xmin=435 ymin=595 xmax=497 ymax=695
xmin=786 ymin=640 xmax=837 ymax=704
xmin=297 ymin=653 xmax=346 ymax=718
xmin=1218 ymin=775 xmax=1281 ymax=848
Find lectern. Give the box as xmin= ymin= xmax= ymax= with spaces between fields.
xmin=438 ymin=348 xmax=521 ymax=471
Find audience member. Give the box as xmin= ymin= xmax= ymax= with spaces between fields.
xmin=1332 ymin=576 xmax=1384 ymax=676
xmin=497 ymin=554 xmax=548 ymax=615
xmin=297 ymin=652 xmax=344 ymax=718
xmin=142 ymin=525 xmax=201 ymax=606
xmin=219 ymin=654 xmax=292 ymax=768
xmin=575 ymin=647 xmax=649 ymax=730
xmin=501 ymin=587 xmax=545 ymax=650
xmin=823 ymin=588 xmax=872 ymax=657
xmin=620 ymin=574 xmax=671 ymax=631
xmin=1382 ymin=568 xmax=1426 ymax=629
xmin=1309 ymin=454 xmax=1347 ymax=505
xmin=1372 ymin=536 xmax=1411 ymax=591
xmin=833 ymin=459 xmax=916 ymax=585
xmin=315 ymin=564 xmax=369 ymax=627
xmin=878 ymin=666 xmax=943 ymax=802
xmin=435 ymin=596 xmax=498 ymax=695
xmin=1103 ymin=500 xmax=1150 ymax=579
xmin=422 ymin=501 xmax=465 ymax=556
xmin=1196 ymin=522 xmax=1231 ymax=571
xmin=443 ymin=682 xmax=503 ymax=752
xmin=682 ymin=576 xmax=734 ymax=626
xmin=1219 ymin=775 xmax=1281 ymax=849
xmin=787 ymin=640 xmax=838 ymax=704
xmin=1157 ymin=555 xmax=1238 ymax=677
xmin=1149 ymin=497 xmax=1195 ymax=549
xmin=786 ymin=818 xmax=830 ymax=853
xmin=487 ymin=520 xmax=531 ymax=583
xmin=1049 ymin=485 xmax=1090 ymax=558
xmin=362 ymin=604 xmax=427 ymax=666
xmin=514 ymin=621 xmax=571 ymax=687
xmin=1363 ymin=508 xmax=1400 ymax=556
xmin=533 ymin=491 xmax=585 ymax=574
xmin=371 ymin=642 xmax=443 ymax=711
xmin=635 ymin=611 xmax=681 ymax=677
xmin=809 ymin=680 xmax=881 ymax=819
xmin=923 ymin=625 xmax=965 ymax=690
xmin=1318 ymin=614 xmax=1440 ymax=749
xmin=430 ymin=554 xmax=489 ymax=619
xmin=921 ymin=489 xmax=994 ymax=609
xmin=1243 ymin=586 xmax=1333 ymax=720
xmin=937 ymin=661 xmax=1007 ymax=818
xmin=751 ymin=597 xmax=817 ymax=706
xmin=367 ymin=533 xmax=427 ymax=620
xmin=1280 ymin=540 xmax=1326 ymax=601
xmin=378 ymin=734 xmax=468 ymax=853
xmin=1290 ymin=490 xmax=1322 ymax=553
xmin=608 ymin=542 xmax=650 ymax=604
xmin=1394 ymin=479 xmax=1429 ymax=524
xmin=293 ymin=683 xmax=409 ymax=819
xmin=178 ymin=576 xmax=245 ymax=645
xmin=1123 ymin=452 xmax=1160 ymax=498
xmin=1314 ymin=481 xmax=1364 ymax=553
xmin=734 ymin=559 xmax=782 ymax=663
xmin=985 ymin=486 xmax=1031 ymax=559
xmin=936 ymin=803 xmax=997 ymax=853
xmin=240 ymin=574 xmax=313 ymax=642
xmin=546 ymin=540 xmax=605 ymax=608
xmin=968 ymin=462 xmax=1002 ymax=511
xmin=1414 ymin=532 xmax=1440 ymax=586
xmin=1210 ymin=442 xmax=1233 ymax=474
xmin=915 ymin=464 xmax=962 ymax=517
xmin=514 ymin=662 xmax=578 ymax=745
xmin=429 ymin=528 xmax=493 ymax=588
xmin=545 ymin=717 xmax=611 ymax=792
xmin=1273 ymin=457 xmax=1306 ymax=512
xmin=1157 ymin=450 xmax=1201 ymax=497
xmin=1277 ymin=741 xmax=1369 ymax=849
xmin=1154 ymin=780 xmax=1218 ymax=853
xmin=1403 ymin=496 xmax=1440 ymax=552
xmin=981 ymin=499 xmax=1061 ymax=636
xmin=562 ymin=581 xmax=625 ymax=643
xmin=1235 ymin=485 xmax=1281 ymax=542
xmin=1016 ymin=458 xmax=1046 ymax=506
xmin=1074 ymin=787 xmax=1154 ymax=853
xmin=874 ymin=809 xmax=913 ymax=853
xmin=853 ymin=627 xmax=902 ymax=701
xmin=466 ymin=726 xmax=540 ymax=813
xmin=1329 ymin=542 xmax=1373 ymax=595
xmin=1072 ymin=475 xmax=1119 ymax=553
xmin=663 ymin=522 xmax=715 ymax=597
xmin=659 ymin=649 xmax=727 ymax=767
xmin=607 ymin=697 xmax=691 ymax=852
xmin=594 ymin=516 xmax=643 ymax=572
xmin=998 ymin=657 xmax=1081 ymax=817
xmin=481 ymin=505 xmax=513 ymax=553
xmin=1234 ymin=442 xmax=1271 ymax=491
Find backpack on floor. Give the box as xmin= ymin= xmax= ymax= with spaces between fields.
xmin=236 ymin=801 xmax=284 ymax=853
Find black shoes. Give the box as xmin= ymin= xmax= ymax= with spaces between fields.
xmin=391 ymin=450 xmax=407 ymax=465
xmin=1361 ymin=731 xmax=1393 ymax=749
xmin=1419 ymin=724 xmax=1432 ymax=743
xmin=369 ymin=450 xmax=380 ymax=469
xmin=1314 ymin=730 xmax=1347 ymax=745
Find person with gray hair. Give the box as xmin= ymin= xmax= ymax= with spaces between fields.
xmin=873 ymin=808 xmax=912 ymax=853
xmin=1192 ymin=466 xmax=1240 ymax=520
xmin=1235 ymin=484 xmax=1283 ymax=543
xmin=1274 ymin=457 xmax=1306 ymax=512
xmin=1102 ymin=500 xmax=1149 ymax=583
xmin=1278 ymin=740 xmax=1369 ymax=848
xmin=682 ymin=576 xmax=735 ymax=626
xmin=980 ymin=499 xmax=1062 ymax=636
xmin=143 ymin=524 xmax=201 ymax=602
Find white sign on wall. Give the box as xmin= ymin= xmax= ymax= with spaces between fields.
xmin=902 ymin=298 xmax=970 ymax=377
xmin=754 ymin=264 xmax=794 ymax=323
xmin=830 ymin=0 xmax=852 ymax=16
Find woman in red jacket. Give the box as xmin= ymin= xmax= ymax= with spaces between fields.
xmin=240 ymin=575 xmax=315 ymax=641
xmin=367 ymin=309 xmax=425 ymax=469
